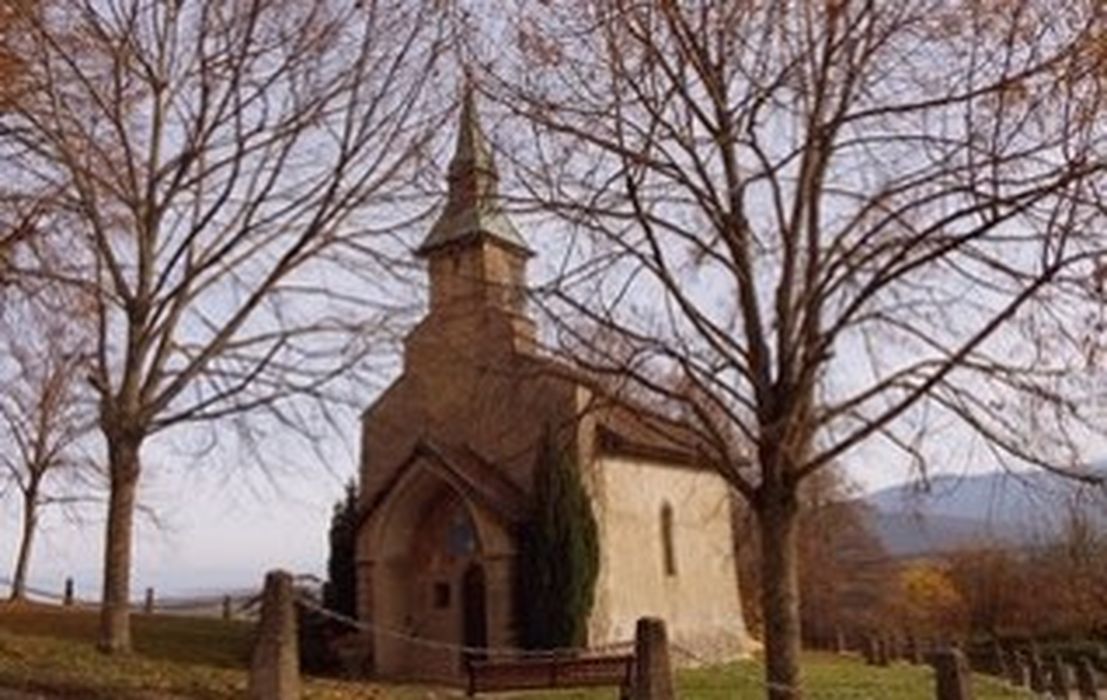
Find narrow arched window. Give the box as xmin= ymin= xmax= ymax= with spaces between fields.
xmin=661 ymin=502 xmax=677 ymax=577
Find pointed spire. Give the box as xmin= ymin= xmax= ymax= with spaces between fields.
xmin=448 ymin=78 xmax=497 ymax=192
xmin=416 ymin=77 xmax=531 ymax=258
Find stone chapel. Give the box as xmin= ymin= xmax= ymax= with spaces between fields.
xmin=354 ymin=88 xmax=752 ymax=681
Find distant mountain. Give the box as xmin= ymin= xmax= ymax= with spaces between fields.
xmin=858 ymin=469 xmax=1107 ymax=557
xmin=861 ymin=511 xmax=1012 ymax=557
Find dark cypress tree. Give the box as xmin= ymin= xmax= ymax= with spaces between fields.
xmin=323 ymin=480 xmax=358 ymax=618
xmin=517 ymin=428 xmax=600 ymax=649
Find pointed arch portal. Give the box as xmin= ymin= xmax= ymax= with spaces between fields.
xmin=362 ymin=445 xmax=521 ymax=681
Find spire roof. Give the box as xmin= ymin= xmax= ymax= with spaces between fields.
xmin=416 ymin=82 xmax=532 ymax=257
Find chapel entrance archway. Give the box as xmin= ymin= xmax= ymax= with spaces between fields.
xmin=367 ymin=467 xmax=490 ymax=680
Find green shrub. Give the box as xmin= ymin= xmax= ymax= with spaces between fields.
xmin=516 ymin=428 xmax=600 ymax=649
xmin=323 ymin=480 xmax=358 ymax=619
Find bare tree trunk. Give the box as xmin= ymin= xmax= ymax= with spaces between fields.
xmin=10 ymin=485 xmax=38 ymax=601
xmin=757 ymin=489 xmax=802 ymax=700
xmin=98 ymin=437 xmax=140 ymax=654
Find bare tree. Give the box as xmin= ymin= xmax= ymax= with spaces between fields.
xmin=0 ymin=304 xmax=96 ymax=601
xmin=941 ymin=489 xmax=1107 ymax=638
xmin=1025 ymin=490 xmax=1107 ymax=634
xmin=0 ymin=0 xmax=447 ymax=652
xmin=0 ymin=1 xmax=42 ymax=281
xmin=480 ymin=1 xmax=1107 ymax=696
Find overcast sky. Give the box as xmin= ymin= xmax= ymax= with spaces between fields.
xmin=0 ymin=416 xmax=361 ymax=599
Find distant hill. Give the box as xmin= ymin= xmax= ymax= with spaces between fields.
xmin=858 ymin=469 xmax=1107 ymax=557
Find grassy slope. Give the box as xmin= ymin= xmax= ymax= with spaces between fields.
xmin=0 ymin=603 xmax=1030 ymax=699
xmin=0 ymin=602 xmax=387 ymax=699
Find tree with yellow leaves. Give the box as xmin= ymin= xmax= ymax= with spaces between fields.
xmin=896 ymin=563 xmax=969 ymax=640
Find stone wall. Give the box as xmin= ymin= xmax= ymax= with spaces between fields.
xmin=587 ymin=454 xmax=752 ymax=663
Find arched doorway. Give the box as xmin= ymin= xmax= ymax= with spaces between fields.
xmin=363 ymin=449 xmax=523 ymax=681
xmin=462 ymin=563 xmax=488 ymax=662
xmin=368 ymin=472 xmax=491 ymax=679
xmin=408 ymin=490 xmax=482 ymax=676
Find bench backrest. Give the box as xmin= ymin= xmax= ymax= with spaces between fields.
xmin=466 ymin=653 xmax=635 ymax=695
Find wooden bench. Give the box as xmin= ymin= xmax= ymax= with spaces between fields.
xmin=465 ymin=653 xmax=635 ymax=697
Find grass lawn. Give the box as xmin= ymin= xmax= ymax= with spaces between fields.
xmin=0 ymin=601 xmax=389 ymax=699
xmin=493 ymin=654 xmax=1030 ymax=699
xmin=0 ymin=602 xmax=1030 ymax=699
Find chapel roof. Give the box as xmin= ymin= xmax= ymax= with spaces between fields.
xmin=416 ymin=82 xmax=532 ymax=257
xmin=516 ymin=354 xmax=742 ymax=470
xmin=361 ymin=438 xmax=530 ymax=528
xmin=592 ymin=398 xmax=737 ymax=469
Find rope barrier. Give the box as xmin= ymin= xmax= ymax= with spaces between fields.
xmin=295 ymin=593 xmax=635 ymax=660
xmin=0 ymin=576 xmax=96 ymax=607
xmin=0 ymin=575 xmax=933 ymax=698
xmin=146 ymin=593 xmax=259 ymax=613
xmin=294 ymin=593 xmax=884 ymax=698
xmin=0 ymin=575 xmax=261 ymax=614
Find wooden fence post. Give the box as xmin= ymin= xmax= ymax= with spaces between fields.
xmin=1075 ymin=656 xmax=1099 ymax=700
xmin=988 ymin=640 xmax=1006 ymax=678
xmin=932 ymin=647 xmax=973 ymax=700
xmin=864 ymin=637 xmax=877 ymax=665
xmin=248 ymin=570 xmax=300 ymax=700
xmin=632 ymin=617 xmax=674 ymax=700
xmin=876 ymin=637 xmax=890 ymax=667
xmin=907 ymin=636 xmax=923 ymax=665
xmin=887 ymin=635 xmax=901 ymax=663
xmin=1005 ymin=650 xmax=1027 ymax=688
xmin=1027 ymin=644 xmax=1047 ymax=694
xmin=63 ymin=578 xmax=74 ymax=606
xmin=1048 ymin=654 xmax=1071 ymax=699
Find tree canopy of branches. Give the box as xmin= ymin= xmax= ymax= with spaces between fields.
xmin=481 ymin=1 xmax=1107 ymax=696
xmin=0 ymin=0 xmax=41 ymax=280
xmin=0 ymin=0 xmax=447 ymax=652
xmin=0 ymin=303 xmax=96 ymax=601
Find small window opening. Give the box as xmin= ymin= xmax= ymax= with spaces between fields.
xmin=433 ymin=581 xmax=451 ymax=609
xmin=661 ymin=502 xmax=677 ymax=577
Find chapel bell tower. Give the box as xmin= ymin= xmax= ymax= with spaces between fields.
xmin=407 ymin=83 xmax=536 ymax=361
